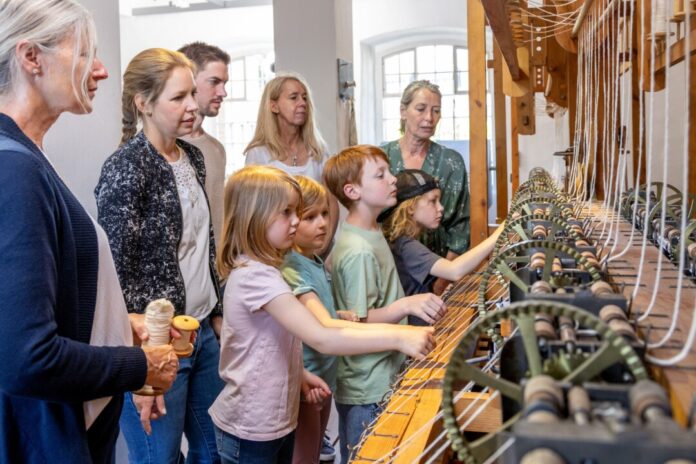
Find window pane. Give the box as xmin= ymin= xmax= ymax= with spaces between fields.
xmin=435 ymin=45 xmax=454 ymax=72
xmin=399 ymin=50 xmax=415 ymax=74
xmin=455 ymin=117 xmax=470 ymax=140
xmin=440 ymin=96 xmax=454 ymax=119
xmin=230 ymin=59 xmax=244 ymax=81
xmin=434 ymin=72 xmax=453 ymax=94
xmin=382 ymin=96 xmax=401 ymax=120
xmin=456 ymin=48 xmax=469 ymax=71
xmin=384 ymin=54 xmax=399 ymax=75
xmin=384 ymin=73 xmax=401 ymax=95
xmin=382 ymin=119 xmax=401 ymax=143
xmin=454 ymin=94 xmax=469 ymax=118
xmin=457 ymin=71 xmax=469 ymax=92
xmin=400 ymin=75 xmax=415 ymax=94
xmin=437 ymin=117 xmax=455 ymax=140
xmin=416 ymin=45 xmax=436 ymax=73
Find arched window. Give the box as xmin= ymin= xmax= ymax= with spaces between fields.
xmin=381 ymin=44 xmax=489 ymax=143
xmin=202 ymin=51 xmax=275 ymax=174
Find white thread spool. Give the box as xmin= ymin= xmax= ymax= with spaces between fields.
xmin=135 ymin=299 xmax=174 ymax=396
xmin=655 ymin=0 xmax=668 ymax=35
xmin=171 ymin=315 xmax=199 ymax=357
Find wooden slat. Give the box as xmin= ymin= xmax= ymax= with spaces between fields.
xmin=468 ymin=0 xmax=489 ymax=246
xmin=654 ymin=22 xmax=696 ymax=74
xmin=511 ymin=97 xmax=520 ymax=192
xmin=481 ymin=0 xmax=521 ymax=80
xmin=493 ymin=42 xmax=509 ymax=222
xmin=690 ymin=54 xmax=696 ymax=212
xmin=631 ymin=0 xmax=647 ymax=185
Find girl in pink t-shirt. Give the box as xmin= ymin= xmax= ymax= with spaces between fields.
xmin=209 ymin=165 xmax=436 ymax=464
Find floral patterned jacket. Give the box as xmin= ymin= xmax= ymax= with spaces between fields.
xmin=95 ymin=131 xmax=222 ymax=317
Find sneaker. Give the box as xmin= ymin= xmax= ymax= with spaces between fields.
xmin=319 ymin=434 xmax=336 ymax=461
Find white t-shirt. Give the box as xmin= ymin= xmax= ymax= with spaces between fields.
xmin=245 ymin=145 xmax=327 ymax=182
xmin=170 ymin=153 xmax=217 ymax=320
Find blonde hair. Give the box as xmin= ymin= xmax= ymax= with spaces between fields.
xmin=244 ymin=73 xmax=327 ymax=162
xmin=120 ymin=48 xmax=195 ymax=145
xmin=382 ymin=197 xmax=421 ymax=242
xmin=296 ymin=176 xmax=328 ymax=214
xmin=217 ymin=165 xmax=302 ymax=278
xmin=323 ymin=144 xmax=389 ymax=209
xmin=0 ymin=0 xmax=97 ymax=109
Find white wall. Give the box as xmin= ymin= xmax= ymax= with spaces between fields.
xmin=119 ymin=6 xmax=274 ymax=68
xmin=44 ymin=0 xmax=122 ymax=216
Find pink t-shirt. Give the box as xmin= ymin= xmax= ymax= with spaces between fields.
xmin=209 ymin=257 xmax=302 ymax=441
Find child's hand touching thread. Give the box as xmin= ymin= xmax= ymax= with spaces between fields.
xmin=397 ymin=293 xmax=447 ymax=325
xmin=397 ymin=326 xmax=436 ymax=360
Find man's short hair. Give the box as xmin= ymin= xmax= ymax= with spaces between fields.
xmin=323 ymin=144 xmax=389 ymax=209
xmin=178 ymin=41 xmax=230 ymax=72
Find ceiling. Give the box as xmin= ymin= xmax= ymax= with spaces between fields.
xmin=122 ymin=0 xmax=271 ymax=16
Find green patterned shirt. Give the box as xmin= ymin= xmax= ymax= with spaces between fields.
xmin=382 ymin=140 xmax=471 ymax=256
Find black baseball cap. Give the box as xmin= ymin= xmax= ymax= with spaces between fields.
xmin=377 ymin=169 xmax=440 ymax=223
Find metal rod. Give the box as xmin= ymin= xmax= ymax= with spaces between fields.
xmin=572 ymin=0 xmax=597 ymax=38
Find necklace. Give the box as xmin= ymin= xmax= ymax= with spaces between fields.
xmin=291 ymin=152 xmax=298 ymax=166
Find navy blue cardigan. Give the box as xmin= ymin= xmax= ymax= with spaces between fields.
xmin=0 ymin=114 xmax=148 ymax=463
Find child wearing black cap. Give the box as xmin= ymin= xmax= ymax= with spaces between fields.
xmin=380 ymin=169 xmax=504 ymax=325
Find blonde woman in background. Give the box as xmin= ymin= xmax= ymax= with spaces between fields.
xmin=245 ymin=73 xmax=339 ymax=255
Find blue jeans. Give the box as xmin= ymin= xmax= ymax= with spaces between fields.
xmin=120 ymin=318 xmax=224 ymax=464
xmin=214 ymin=426 xmax=295 ymax=464
xmin=336 ymin=402 xmax=382 ymax=464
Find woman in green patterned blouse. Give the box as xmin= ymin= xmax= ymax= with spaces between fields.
xmin=381 ymin=80 xmax=470 ymax=293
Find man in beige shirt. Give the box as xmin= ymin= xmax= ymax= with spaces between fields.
xmin=179 ymin=42 xmax=230 ymax=246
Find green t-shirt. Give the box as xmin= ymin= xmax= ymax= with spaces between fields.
xmin=382 ymin=140 xmax=471 ymax=256
xmin=281 ymin=250 xmax=338 ymax=391
xmin=331 ymin=223 xmax=406 ymax=404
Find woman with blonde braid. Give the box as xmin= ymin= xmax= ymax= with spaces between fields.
xmin=95 ymin=48 xmax=223 ymax=463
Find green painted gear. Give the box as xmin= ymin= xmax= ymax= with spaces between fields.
xmin=478 ymin=239 xmax=602 ymax=316
xmin=496 ymin=213 xmax=584 ymax=256
xmin=508 ymin=195 xmax=574 ymax=221
xmin=441 ymin=301 xmax=647 ymax=464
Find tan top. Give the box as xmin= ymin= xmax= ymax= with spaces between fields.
xmin=182 ymin=131 xmax=227 ymax=243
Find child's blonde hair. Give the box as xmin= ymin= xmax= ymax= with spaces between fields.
xmin=296 ymin=176 xmax=328 ymax=213
xmin=323 ymin=144 xmax=389 ymax=209
xmin=217 ymin=165 xmax=302 ymax=277
xmin=382 ymin=197 xmax=421 ymax=242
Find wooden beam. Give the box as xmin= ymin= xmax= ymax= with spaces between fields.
xmin=690 ymin=54 xmax=696 ymax=214
xmin=494 ymin=42 xmax=509 ymax=221
xmin=572 ymin=0 xmax=597 ymax=38
xmin=481 ymin=0 xmax=521 ymax=80
xmin=511 ymin=97 xmax=520 ymax=192
xmin=631 ymin=0 xmax=647 ymax=185
xmin=468 ymin=0 xmax=489 ymax=245
xmin=654 ymin=23 xmax=696 ymax=74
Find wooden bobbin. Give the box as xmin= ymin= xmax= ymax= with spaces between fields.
xmin=530 ymin=280 xmax=553 ymax=294
xmin=590 ymin=280 xmax=613 ymax=296
xmin=534 ymin=313 xmax=557 ymax=340
xmin=599 ymin=304 xmax=627 ymax=323
xmin=575 ymin=239 xmax=590 ymax=247
xmin=531 ymin=257 xmax=546 ymax=271
xmin=552 ymin=258 xmax=563 ymax=274
xmin=171 ymin=315 xmax=199 ymax=357
xmin=687 ymin=242 xmax=696 ymax=259
xmin=520 ymin=448 xmax=565 ymax=464
xmin=608 ymin=319 xmax=638 ymax=341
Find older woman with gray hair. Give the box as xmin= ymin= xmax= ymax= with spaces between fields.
xmin=381 ymin=80 xmax=470 ymax=294
xmin=0 ymin=1 xmax=178 ymax=462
